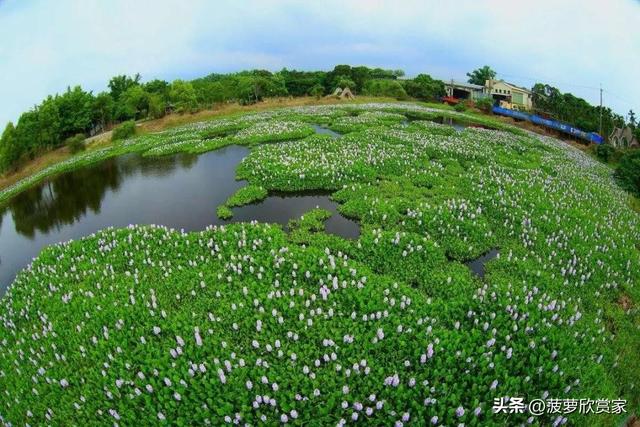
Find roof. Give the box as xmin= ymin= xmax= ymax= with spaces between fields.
xmin=444 ymin=80 xmax=484 ymax=90
xmin=492 ymin=79 xmax=532 ymax=94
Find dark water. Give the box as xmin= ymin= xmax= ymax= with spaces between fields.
xmin=433 ymin=116 xmax=469 ymax=131
xmin=311 ymin=124 xmax=341 ymax=138
xmin=0 ymin=143 xmax=358 ymax=294
xmin=233 ymin=192 xmax=359 ymax=239
xmin=465 ymin=248 xmax=499 ymax=278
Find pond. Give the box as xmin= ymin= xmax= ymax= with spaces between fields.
xmin=0 ymin=143 xmax=359 ymax=294
xmin=311 ymin=124 xmax=342 ymax=138
xmin=465 ymin=248 xmax=499 ymax=278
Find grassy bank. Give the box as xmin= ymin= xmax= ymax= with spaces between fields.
xmin=0 ymin=96 xmax=399 ymax=195
xmin=1 ymin=103 xmax=638 ymax=425
xmin=0 ymin=100 xmax=508 ymax=207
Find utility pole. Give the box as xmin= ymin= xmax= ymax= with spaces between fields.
xmin=599 ymin=83 xmax=603 ymax=135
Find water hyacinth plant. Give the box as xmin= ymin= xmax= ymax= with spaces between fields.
xmin=0 ymin=102 xmax=639 ymax=426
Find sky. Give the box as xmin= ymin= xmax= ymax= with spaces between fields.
xmin=0 ymin=0 xmax=638 ymax=127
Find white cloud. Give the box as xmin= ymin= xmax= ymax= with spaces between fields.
xmin=0 ymin=0 xmax=638 ymax=126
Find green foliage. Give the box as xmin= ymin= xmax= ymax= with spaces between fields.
xmin=402 ymin=74 xmax=445 ymax=101
xmin=287 ymin=208 xmax=333 ymax=243
xmin=115 ymin=85 xmax=150 ymax=121
xmin=92 ymin=92 xmax=114 ymax=129
xmin=362 ymin=79 xmax=407 ymax=99
xmin=454 ymin=102 xmax=467 ymax=112
xmin=0 ymin=65 xmax=414 ymax=172
xmin=334 ymin=76 xmax=356 ymax=91
xmin=0 ymin=122 xmax=19 ymax=172
xmin=1 ymin=103 xmax=639 ymax=426
xmin=216 ymin=204 xmax=233 ymax=219
xmin=309 ymin=84 xmax=325 ymax=99
xmin=169 ymin=80 xmax=198 ymax=113
xmin=108 ymin=73 xmax=141 ymax=101
xmin=594 ymin=143 xmax=615 ymax=163
xmin=223 ymin=184 xmax=268 ymax=208
xmin=532 ymin=83 xmax=624 ymax=135
xmin=324 ymin=65 xmax=401 ymax=94
xmin=466 ymin=65 xmax=496 ymax=86
xmin=474 ymin=96 xmax=494 ymax=113
xmin=111 ymin=120 xmax=136 ymax=141
xmin=234 ymin=71 xmax=289 ymax=104
xmin=148 ymin=94 xmax=167 ymax=119
xmin=279 ymin=69 xmax=327 ymax=97
xmin=65 ymin=133 xmax=86 ymax=154
xmin=615 ymin=150 xmax=640 ymax=195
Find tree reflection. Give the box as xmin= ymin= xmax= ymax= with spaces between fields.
xmin=5 ymin=153 xmax=198 ymax=237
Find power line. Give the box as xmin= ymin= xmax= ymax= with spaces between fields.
xmin=497 ymin=72 xmax=637 ymax=112
xmin=603 ymin=90 xmax=635 ymax=108
xmin=497 ymin=73 xmax=601 ymax=91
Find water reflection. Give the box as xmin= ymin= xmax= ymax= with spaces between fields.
xmin=311 ymin=124 xmax=342 ymax=139
xmin=233 ymin=192 xmax=360 ymax=239
xmin=0 ymin=144 xmax=358 ymax=293
xmin=466 ymin=248 xmax=499 ymax=278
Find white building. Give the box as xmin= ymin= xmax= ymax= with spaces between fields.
xmin=484 ymin=79 xmax=533 ymax=110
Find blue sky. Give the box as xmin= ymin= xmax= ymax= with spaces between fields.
xmin=0 ymin=0 xmax=638 ymax=127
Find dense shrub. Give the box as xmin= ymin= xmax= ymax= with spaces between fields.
xmin=454 ymin=102 xmax=467 ymax=112
xmin=111 ymin=120 xmax=136 ymax=141
xmin=65 ymin=133 xmax=86 ymax=154
xmin=475 ymin=96 xmax=494 ymax=113
xmin=594 ymin=143 xmax=615 ymax=163
xmin=362 ymin=79 xmax=408 ymax=99
xmin=402 ymin=73 xmax=445 ymax=101
xmin=309 ymin=84 xmax=324 ymax=99
xmin=616 ymin=150 xmax=640 ymax=195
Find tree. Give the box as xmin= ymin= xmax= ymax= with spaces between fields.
xmin=148 ymin=94 xmax=167 ymax=119
xmin=55 ymin=86 xmax=94 ymax=139
xmin=169 ymin=80 xmax=198 ymax=113
xmin=108 ymin=74 xmax=141 ymax=101
xmin=115 ymin=86 xmax=150 ymax=121
xmin=362 ymin=79 xmax=407 ymax=99
xmin=335 ymin=76 xmax=356 ymax=91
xmin=144 ymin=79 xmax=170 ymax=99
xmin=0 ymin=122 xmax=20 ymax=172
xmin=279 ymin=69 xmax=326 ymax=97
xmin=350 ymin=66 xmax=371 ymax=93
xmin=92 ymin=92 xmax=114 ymax=130
xmin=402 ymin=74 xmax=445 ymax=101
xmin=616 ymin=150 xmax=640 ymax=195
xmin=628 ymin=110 xmax=636 ymax=128
xmin=310 ymin=84 xmax=324 ymax=99
xmin=35 ymin=96 xmax=62 ymax=149
xmin=467 ymin=66 xmax=496 ymax=86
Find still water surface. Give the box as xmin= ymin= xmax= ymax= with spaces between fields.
xmin=0 ymin=117 xmax=495 ymax=294
xmin=0 ymin=144 xmax=359 ymax=294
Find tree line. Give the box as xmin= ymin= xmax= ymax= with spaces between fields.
xmin=0 ymin=65 xmax=447 ymax=173
xmin=531 ymin=83 xmax=626 ymax=137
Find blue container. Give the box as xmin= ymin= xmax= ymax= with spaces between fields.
xmin=492 ymin=106 xmax=603 ymax=144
